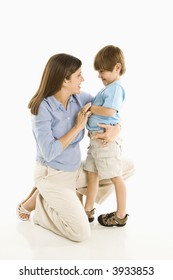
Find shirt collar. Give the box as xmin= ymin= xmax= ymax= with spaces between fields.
xmin=106 ymin=80 xmax=121 ymax=88
xmin=44 ymin=95 xmax=78 ymax=111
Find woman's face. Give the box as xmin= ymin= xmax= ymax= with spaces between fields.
xmin=67 ymin=67 xmax=84 ymax=94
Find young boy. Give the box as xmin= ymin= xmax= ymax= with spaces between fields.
xmin=84 ymin=45 xmax=129 ymax=227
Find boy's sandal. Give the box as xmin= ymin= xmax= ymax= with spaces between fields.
xmin=16 ymin=187 xmax=37 ymax=221
xmin=98 ymin=211 xmax=129 ymax=227
xmin=85 ymin=208 xmax=96 ymax=223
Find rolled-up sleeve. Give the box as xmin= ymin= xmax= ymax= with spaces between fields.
xmin=32 ymin=104 xmax=63 ymax=162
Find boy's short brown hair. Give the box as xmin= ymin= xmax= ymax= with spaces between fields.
xmin=94 ymin=45 xmax=126 ymax=75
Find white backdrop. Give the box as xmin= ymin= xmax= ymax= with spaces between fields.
xmin=0 ymin=0 xmax=173 ymax=270
xmin=1 ymin=0 xmax=173 ymax=203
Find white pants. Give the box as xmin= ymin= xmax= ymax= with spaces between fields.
xmin=33 ymin=159 xmax=135 ymax=242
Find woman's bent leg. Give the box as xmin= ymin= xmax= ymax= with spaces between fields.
xmin=33 ymin=165 xmax=91 ymax=242
xmin=76 ymin=159 xmax=135 ymax=204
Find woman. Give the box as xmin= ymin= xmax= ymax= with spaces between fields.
xmin=17 ymin=53 xmax=134 ymax=242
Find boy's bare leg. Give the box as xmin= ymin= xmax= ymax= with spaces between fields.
xmin=111 ymin=176 xmax=127 ymax=219
xmin=84 ymin=171 xmax=99 ymax=211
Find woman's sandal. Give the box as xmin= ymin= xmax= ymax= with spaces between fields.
xmin=16 ymin=187 xmax=37 ymax=221
xmin=85 ymin=208 xmax=96 ymax=223
xmin=98 ymin=211 xmax=129 ymax=227
xmin=16 ymin=204 xmax=31 ymax=221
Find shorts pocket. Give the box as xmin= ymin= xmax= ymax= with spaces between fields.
xmin=93 ymin=141 xmax=122 ymax=160
xmin=94 ymin=148 xmax=116 ymax=159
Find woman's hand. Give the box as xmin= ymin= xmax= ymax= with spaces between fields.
xmin=91 ymin=123 xmax=121 ymax=145
xmin=59 ymin=103 xmax=92 ymax=150
xmin=75 ymin=102 xmax=92 ymax=130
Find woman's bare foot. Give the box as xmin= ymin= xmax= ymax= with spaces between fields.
xmin=17 ymin=187 xmax=39 ymax=221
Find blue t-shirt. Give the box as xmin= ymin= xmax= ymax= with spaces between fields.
xmin=86 ymin=80 xmax=125 ymax=131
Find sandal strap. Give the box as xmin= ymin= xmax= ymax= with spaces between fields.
xmin=16 ymin=187 xmax=37 ymax=221
xmin=17 ymin=203 xmax=31 ymax=216
xmin=85 ymin=208 xmax=95 ymax=218
xmin=99 ymin=211 xmax=129 ymax=226
xmin=85 ymin=208 xmax=96 ymax=222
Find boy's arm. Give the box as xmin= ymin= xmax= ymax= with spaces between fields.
xmin=90 ymin=105 xmax=116 ymax=117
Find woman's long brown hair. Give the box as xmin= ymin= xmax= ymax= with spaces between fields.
xmin=28 ymin=53 xmax=82 ymax=115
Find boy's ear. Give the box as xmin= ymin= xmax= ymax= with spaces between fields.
xmin=115 ymin=63 xmax=122 ymax=71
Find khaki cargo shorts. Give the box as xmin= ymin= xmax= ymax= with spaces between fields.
xmin=84 ymin=133 xmax=123 ymax=180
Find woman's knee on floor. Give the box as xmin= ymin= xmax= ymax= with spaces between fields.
xmin=70 ymin=221 xmax=91 ymax=242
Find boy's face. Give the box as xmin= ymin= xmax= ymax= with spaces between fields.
xmin=97 ymin=64 xmax=121 ymax=86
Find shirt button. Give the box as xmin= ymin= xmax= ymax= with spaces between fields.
xmin=67 ymin=117 xmax=70 ymax=120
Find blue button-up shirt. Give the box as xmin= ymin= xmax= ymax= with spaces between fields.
xmin=32 ymin=92 xmax=93 ymax=171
